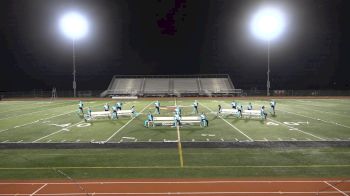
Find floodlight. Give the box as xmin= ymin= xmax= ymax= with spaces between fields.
xmin=60 ymin=12 xmax=88 ymax=40
xmin=251 ymin=7 xmax=285 ymax=41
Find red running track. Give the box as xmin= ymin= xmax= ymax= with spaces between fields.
xmin=0 ymin=179 xmax=349 ymax=196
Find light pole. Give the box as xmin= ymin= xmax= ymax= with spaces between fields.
xmin=60 ymin=12 xmax=88 ymax=97
xmin=267 ymin=40 xmax=270 ymax=96
xmin=250 ymin=7 xmax=286 ymax=96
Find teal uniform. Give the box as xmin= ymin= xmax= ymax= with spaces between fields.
xmin=174 ymin=113 xmax=181 ymax=126
xmin=270 ymin=100 xmax=276 ymax=115
xmin=111 ymin=106 xmax=118 ymax=119
xmin=193 ymin=101 xmax=199 ymax=114
xmin=154 ymin=101 xmax=160 ymax=114
xmin=260 ymin=106 xmax=267 ymax=119
xmin=104 ymin=103 xmax=109 ymax=111
xmin=78 ymin=101 xmax=84 ymax=113
xmin=116 ymin=102 xmax=122 ymax=111
xmin=144 ymin=113 xmax=154 ymax=127
xmin=200 ymin=113 xmax=208 ymax=127
xmin=175 ymin=106 xmax=182 ymax=117
xmin=231 ymin=101 xmax=237 ymax=109
xmin=247 ymin=103 xmax=253 ymax=110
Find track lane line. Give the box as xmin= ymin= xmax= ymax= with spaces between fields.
xmin=0 ymin=180 xmax=349 ymax=185
xmin=1 ymin=191 xmax=349 ymax=195
xmin=29 ymin=183 xmax=48 ymax=196
xmin=324 ymin=181 xmax=349 ymax=196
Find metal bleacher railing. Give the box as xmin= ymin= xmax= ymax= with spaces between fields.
xmin=1 ymin=89 xmax=350 ymax=98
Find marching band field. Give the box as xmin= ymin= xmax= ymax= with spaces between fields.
xmin=0 ymin=98 xmax=349 ymax=143
xmin=0 ymin=97 xmax=350 ymax=180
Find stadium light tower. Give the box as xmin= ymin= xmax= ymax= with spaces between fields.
xmin=250 ymin=7 xmax=286 ymax=96
xmin=60 ymin=12 xmax=88 ymax=97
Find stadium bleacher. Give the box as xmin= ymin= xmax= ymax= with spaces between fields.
xmin=101 ymin=74 xmax=241 ymax=97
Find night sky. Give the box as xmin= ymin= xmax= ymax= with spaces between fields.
xmin=0 ymin=0 xmax=349 ymax=91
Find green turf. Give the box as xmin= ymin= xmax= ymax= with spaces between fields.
xmin=0 ymin=98 xmax=350 ymax=179
xmin=0 ymin=98 xmax=350 ymax=142
xmin=0 ymin=147 xmax=350 ymax=179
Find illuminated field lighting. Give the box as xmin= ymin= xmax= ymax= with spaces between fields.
xmin=59 ymin=12 xmax=88 ymax=97
xmin=60 ymin=12 xmax=88 ymax=40
xmin=251 ymin=7 xmax=285 ymax=41
xmin=250 ymin=6 xmax=287 ymax=96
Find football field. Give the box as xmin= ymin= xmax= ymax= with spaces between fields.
xmin=0 ymin=98 xmax=349 ymax=143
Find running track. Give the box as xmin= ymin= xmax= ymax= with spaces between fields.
xmin=0 ymin=179 xmax=349 ymax=195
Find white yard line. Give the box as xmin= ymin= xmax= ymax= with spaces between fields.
xmin=324 ymin=181 xmax=349 ymax=196
xmin=277 ymin=109 xmax=350 ymax=129
xmin=0 ymin=129 xmax=9 ymax=134
xmin=32 ymin=121 xmax=84 ymax=143
xmin=291 ymin=101 xmax=349 ymax=118
xmin=0 ymin=101 xmax=66 ymax=114
xmin=29 ymin=183 xmax=48 ymax=196
xmin=267 ymin=118 xmax=325 ymax=140
xmin=0 ymin=102 xmax=105 ymax=134
xmin=104 ymin=102 xmax=153 ymax=142
xmin=201 ymin=104 xmax=253 ymax=141
xmin=0 ymin=102 xmax=77 ymax=120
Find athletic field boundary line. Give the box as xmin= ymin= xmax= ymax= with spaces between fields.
xmin=104 ymin=102 xmax=153 ymax=142
xmin=201 ymin=104 xmax=253 ymax=141
xmin=267 ymin=118 xmax=325 ymax=140
xmin=0 ymin=180 xmax=349 ymax=185
xmin=324 ymin=181 xmax=349 ymax=196
xmin=1 ymin=164 xmax=350 ymax=170
xmin=29 ymin=183 xmax=47 ymax=196
xmin=1 ymin=191 xmax=350 ymax=195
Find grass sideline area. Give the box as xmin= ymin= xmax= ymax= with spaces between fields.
xmin=0 ymin=147 xmax=350 ymax=179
